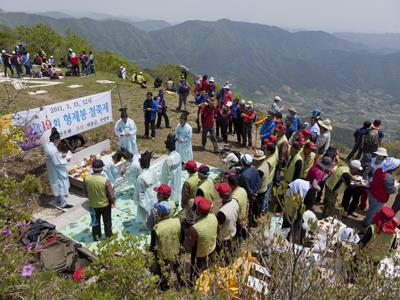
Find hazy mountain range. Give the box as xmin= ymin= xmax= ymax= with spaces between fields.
xmin=0 ymin=10 xmax=399 ymax=140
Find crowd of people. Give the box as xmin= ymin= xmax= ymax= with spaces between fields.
xmin=0 ymin=45 xmax=95 ymax=79
xmin=41 ymin=69 xmax=400 ymax=289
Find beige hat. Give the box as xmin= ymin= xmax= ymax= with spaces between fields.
xmin=240 ymin=99 xmax=246 ymax=105
xmin=318 ymin=119 xmax=333 ymax=131
xmin=374 ymin=147 xmax=388 ymax=157
xmin=253 ymin=150 xmax=266 ymax=161
xmin=288 ymin=107 xmax=297 ymax=113
xmin=274 ymin=96 xmax=282 ymax=102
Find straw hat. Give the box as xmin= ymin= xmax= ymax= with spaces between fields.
xmin=288 ymin=107 xmax=297 ymax=113
xmin=318 ymin=119 xmax=333 ymax=131
xmin=253 ymin=150 xmax=266 ymax=161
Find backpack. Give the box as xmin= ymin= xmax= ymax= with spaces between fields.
xmin=364 ymin=129 xmax=380 ymax=148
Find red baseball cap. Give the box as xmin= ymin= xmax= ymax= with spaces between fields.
xmin=269 ymin=134 xmax=278 ymax=144
xmin=298 ymin=138 xmax=306 ymax=145
xmin=194 ymin=196 xmax=212 ymax=214
xmin=153 ymin=184 xmax=171 ymax=197
xmin=303 ymin=129 xmax=311 ymax=137
xmin=215 ymin=182 xmax=232 ymax=197
xmin=306 ymin=142 xmax=316 ymax=150
xmin=182 ymin=160 xmax=198 ymax=172
xmin=275 ymin=124 xmax=286 ymax=133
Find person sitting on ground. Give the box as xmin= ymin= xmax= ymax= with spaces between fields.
xmin=84 ymin=159 xmax=116 ymax=241
xmin=215 ymin=182 xmax=239 ymax=261
xmin=154 ymin=76 xmax=163 ymax=88
xmin=166 ymin=77 xmax=175 ymax=91
xmin=147 ymin=184 xmax=176 ymax=229
xmin=119 ymin=66 xmax=127 ymax=79
xmin=149 ymin=201 xmax=182 ymax=290
xmin=136 ymin=71 xmax=147 ymax=88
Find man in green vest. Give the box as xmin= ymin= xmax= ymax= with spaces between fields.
xmin=146 ymin=183 xmax=176 ymax=229
xmin=274 ymin=124 xmax=289 ymax=184
xmin=283 ymin=142 xmax=303 ymax=184
xmin=323 ymin=160 xmax=363 ymax=217
xmin=181 ymin=160 xmax=201 ymax=209
xmin=186 ymin=196 xmax=218 ymax=284
xmin=84 ymin=159 xmax=116 ymax=241
xmin=253 ymin=150 xmax=269 ymax=224
xmin=150 ymin=201 xmax=182 ymax=290
xmin=228 ymin=174 xmax=248 ymax=242
xmin=301 ymin=142 xmax=316 ymax=179
xmin=263 ymin=143 xmax=278 ymax=213
xmin=196 ymin=165 xmax=215 ymax=203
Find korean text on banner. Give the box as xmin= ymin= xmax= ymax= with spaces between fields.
xmin=12 ymin=91 xmax=113 ymax=151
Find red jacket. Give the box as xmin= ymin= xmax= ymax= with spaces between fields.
xmin=201 ymin=79 xmax=209 ymax=91
xmin=243 ymin=111 xmax=255 ymax=124
xmin=369 ymin=168 xmax=389 ymax=203
xmin=201 ymin=106 xmax=216 ymax=127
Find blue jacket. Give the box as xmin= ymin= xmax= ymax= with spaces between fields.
xmin=260 ymin=119 xmax=275 ymax=139
xmin=195 ymin=95 xmax=208 ymax=105
xmin=143 ymin=99 xmax=157 ymax=121
xmin=238 ymin=166 xmax=261 ymax=198
xmin=231 ymin=103 xmax=239 ymax=119
xmin=287 ymin=114 xmax=299 ymax=132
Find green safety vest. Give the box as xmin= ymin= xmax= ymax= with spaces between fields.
xmin=85 ymin=175 xmax=109 ymax=208
xmin=186 ymin=172 xmax=201 ymax=199
xmin=276 ymin=134 xmax=288 ymax=149
xmin=364 ymin=224 xmax=397 ymax=262
xmin=231 ymin=186 xmax=248 ymax=222
xmin=192 ymin=214 xmax=218 ymax=258
xmin=283 ymin=152 xmax=303 ymax=183
xmin=301 ymin=151 xmax=316 ymax=178
xmin=266 ymin=153 xmax=278 ymax=184
xmin=325 ymin=165 xmax=350 ymax=194
xmin=154 ymin=217 xmax=181 ymax=260
xmin=197 ymin=179 xmax=215 ymax=202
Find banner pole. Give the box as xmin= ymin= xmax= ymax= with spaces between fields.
xmin=116 ymin=83 xmax=123 ymax=108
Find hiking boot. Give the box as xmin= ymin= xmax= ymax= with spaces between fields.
xmin=166 ymin=126 xmax=171 ymax=128
xmin=63 ymin=204 xmax=74 ymax=209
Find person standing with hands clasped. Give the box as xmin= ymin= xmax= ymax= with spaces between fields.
xmin=84 ymin=159 xmax=116 ymax=241
xmin=143 ymin=92 xmax=157 ymax=140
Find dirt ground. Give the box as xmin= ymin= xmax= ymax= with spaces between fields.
xmin=2 ymin=73 xmax=398 ymax=234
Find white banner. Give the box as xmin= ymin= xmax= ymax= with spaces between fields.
xmin=12 ymin=91 xmax=113 ymax=151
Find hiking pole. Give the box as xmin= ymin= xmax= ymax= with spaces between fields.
xmin=113 ymin=206 xmax=135 ymax=216
xmin=116 ymin=83 xmax=123 ymax=108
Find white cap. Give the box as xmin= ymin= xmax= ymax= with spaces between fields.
xmin=226 ymin=101 xmax=232 ymax=107
xmin=224 ymin=85 xmax=230 ymax=89
xmin=139 ymin=71 xmax=143 ymax=75
xmin=350 ymin=160 xmax=363 ymax=171
xmin=223 ymin=152 xmax=239 ymax=164
xmin=209 ymin=77 xmax=215 ymax=82
xmin=241 ymin=154 xmax=253 ymax=165
xmin=274 ymin=96 xmax=282 ymax=102
xmin=374 ymin=147 xmax=388 ymax=157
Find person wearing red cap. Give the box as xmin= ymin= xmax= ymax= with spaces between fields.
xmin=215 ymin=183 xmax=239 ymax=260
xmin=186 ymin=196 xmax=218 ymax=283
xmin=301 ymin=142 xmax=316 ymax=179
xmin=228 ymin=174 xmax=248 ymax=242
xmin=149 ymin=201 xmax=182 ymax=290
xmin=147 ymin=184 xmax=176 ymax=229
xmin=359 ymin=207 xmax=398 ymax=264
xmin=283 ymin=142 xmax=303 ymax=184
xmin=181 ymin=160 xmax=201 ymax=209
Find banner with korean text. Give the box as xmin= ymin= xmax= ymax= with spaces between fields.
xmin=12 ymin=91 xmax=112 ymax=151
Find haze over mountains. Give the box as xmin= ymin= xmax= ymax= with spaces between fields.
xmin=1 ymin=10 xmax=399 ymax=140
